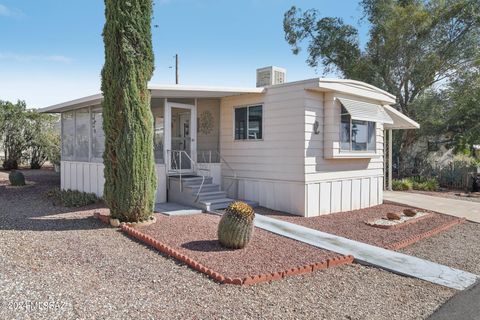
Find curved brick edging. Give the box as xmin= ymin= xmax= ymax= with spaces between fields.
xmin=119 ymin=223 xmax=354 ymax=285
xmin=386 ymin=218 xmax=465 ymax=250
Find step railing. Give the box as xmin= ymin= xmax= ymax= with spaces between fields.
xmin=167 ymin=149 xmax=210 ymax=201
xmin=197 ymin=150 xmax=238 ymax=196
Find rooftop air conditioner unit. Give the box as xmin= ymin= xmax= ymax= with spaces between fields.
xmin=256 ymin=66 xmax=286 ymax=87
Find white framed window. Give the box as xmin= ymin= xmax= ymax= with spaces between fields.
xmin=340 ymin=105 xmax=376 ymax=152
xmin=234 ymin=104 xmax=263 ymax=140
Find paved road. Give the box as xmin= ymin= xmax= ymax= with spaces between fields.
xmin=384 ymin=191 xmax=480 ymax=223
xmin=428 ymin=280 xmax=480 ymax=320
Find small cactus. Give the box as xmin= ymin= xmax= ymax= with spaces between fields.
xmin=217 ymin=201 xmax=255 ymax=249
xmin=8 ymin=170 xmax=25 ymax=186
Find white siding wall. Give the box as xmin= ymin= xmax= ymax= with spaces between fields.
xmin=61 ymin=161 xmax=167 ymax=203
xmin=219 ymin=82 xmax=311 ymax=215
xmin=303 ymin=90 xmax=385 ymax=217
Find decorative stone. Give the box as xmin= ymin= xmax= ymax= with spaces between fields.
xmin=403 ymin=208 xmax=418 ymax=217
xmin=387 ymin=212 xmax=401 ymax=220
xmin=110 ymin=218 xmax=121 ymax=227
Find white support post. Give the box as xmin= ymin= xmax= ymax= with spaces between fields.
xmin=388 ymin=129 xmax=393 ymax=191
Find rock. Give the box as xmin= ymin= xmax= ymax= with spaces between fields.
xmin=93 ymin=211 xmax=101 ymax=219
xmin=403 ymin=208 xmax=417 ymax=217
xmin=386 ymin=212 xmax=401 ymax=220
xmin=110 ymin=218 xmax=121 ymax=227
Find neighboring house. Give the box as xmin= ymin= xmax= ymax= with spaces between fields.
xmin=39 ymin=67 xmax=418 ymax=217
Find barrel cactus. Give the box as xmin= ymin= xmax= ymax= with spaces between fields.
xmin=217 ymin=201 xmax=255 ymax=249
xmin=9 ymin=170 xmax=25 ymax=186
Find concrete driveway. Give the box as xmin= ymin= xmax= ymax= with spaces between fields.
xmin=384 ymin=191 xmax=480 ymax=223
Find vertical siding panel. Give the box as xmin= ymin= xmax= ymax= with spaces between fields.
xmin=341 ymin=180 xmax=352 ymax=211
xmin=351 ymin=179 xmax=361 ymax=210
xmin=90 ymin=165 xmax=98 ymax=195
xmin=378 ymin=177 xmax=384 ymax=204
xmin=98 ymin=165 xmax=105 ymax=197
xmin=70 ymin=163 xmax=77 ymax=191
xmin=83 ymin=164 xmax=90 ymax=193
xmin=370 ymin=177 xmax=378 ymax=206
xmin=331 ymin=181 xmax=342 ymax=213
xmin=307 ymin=184 xmax=320 ymax=217
xmin=360 ymin=178 xmax=370 ymax=208
xmin=319 ymin=182 xmax=331 ymax=215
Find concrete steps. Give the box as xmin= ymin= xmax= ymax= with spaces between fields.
xmin=167 ymin=175 xmax=257 ymax=211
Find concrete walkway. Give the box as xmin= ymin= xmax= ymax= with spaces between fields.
xmin=253 ymin=214 xmax=478 ymax=291
xmin=384 ymin=191 xmax=480 ymax=223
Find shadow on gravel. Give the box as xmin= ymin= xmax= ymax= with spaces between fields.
xmin=0 ymin=169 xmax=108 ymax=232
xmin=181 ymin=240 xmax=233 ymax=252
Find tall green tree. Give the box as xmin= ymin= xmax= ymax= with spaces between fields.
xmin=0 ymin=100 xmax=28 ymax=170
xmin=24 ymin=111 xmax=59 ymax=169
xmin=101 ymin=0 xmax=157 ymax=222
xmin=284 ymin=0 xmax=480 ymax=154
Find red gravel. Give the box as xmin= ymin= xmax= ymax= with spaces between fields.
xmin=258 ymin=204 xmax=463 ymax=249
xmin=139 ymin=213 xmax=342 ymax=279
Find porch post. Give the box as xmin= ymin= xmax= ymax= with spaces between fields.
xmin=388 ymin=129 xmax=393 ymax=191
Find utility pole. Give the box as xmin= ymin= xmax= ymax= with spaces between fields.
xmin=175 ymin=53 xmax=179 ymax=84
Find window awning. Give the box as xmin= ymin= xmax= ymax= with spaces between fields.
xmin=383 ymin=105 xmax=420 ymax=129
xmin=338 ymin=97 xmax=393 ymax=124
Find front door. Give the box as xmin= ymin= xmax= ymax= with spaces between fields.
xmin=164 ymin=102 xmax=197 ymax=174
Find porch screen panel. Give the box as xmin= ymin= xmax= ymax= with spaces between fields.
xmin=75 ymin=108 xmax=90 ymax=161
xmin=91 ymin=108 xmax=105 ymax=161
xmin=62 ymin=112 xmax=74 ymax=160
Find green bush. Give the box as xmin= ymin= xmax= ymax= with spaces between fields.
xmin=8 ymin=170 xmax=25 ymax=186
xmin=392 ymin=178 xmax=414 ymax=191
xmin=412 ymin=177 xmax=439 ymax=191
xmin=46 ymin=188 xmax=100 ymax=207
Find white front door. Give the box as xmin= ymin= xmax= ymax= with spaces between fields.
xmin=164 ymin=101 xmax=197 ymax=174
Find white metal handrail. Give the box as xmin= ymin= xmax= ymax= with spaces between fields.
xmin=167 ymin=149 xmax=211 ymax=200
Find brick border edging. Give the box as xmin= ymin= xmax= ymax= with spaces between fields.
xmin=118 ymin=223 xmax=353 ymax=286
xmin=386 ymin=218 xmax=465 ymax=250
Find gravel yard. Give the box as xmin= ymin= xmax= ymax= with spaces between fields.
xmin=139 ymin=213 xmax=342 ymax=279
xmin=258 ymin=204 xmax=462 ymax=249
xmin=0 ymin=169 xmax=464 ymax=320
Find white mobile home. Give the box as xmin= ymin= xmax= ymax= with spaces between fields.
xmin=40 ymin=67 xmax=418 ymax=217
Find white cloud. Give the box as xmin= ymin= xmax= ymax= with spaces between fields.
xmin=0 ymin=52 xmax=73 ymax=64
xmin=0 ymin=4 xmax=23 ymax=17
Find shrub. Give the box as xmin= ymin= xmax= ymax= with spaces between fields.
xmin=46 ymin=188 xmax=99 ymax=207
xmin=217 ymin=201 xmax=255 ymax=249
xmin=3 ymin=159 xmax=18 ymax=170
xmin=8 ymin=170 xmax=25 ymax=186
xmin=412 ymin=177 xmax=439 ymax=191
xmin=392 ymin=178 xmax=413 ymax=191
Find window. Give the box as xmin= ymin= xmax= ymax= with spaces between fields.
xmin=340 ymin=105 xmax=376 ymax=152
xmin=151 ymin=104 xmax=164 ymax=163
xmin=234 ymin=105 xmax=262 ymax=140
xmin=75 ymin=109 xmax=90 ymax=161
xmin=91 ymin=108 xmax=105 ymax=160
xmin=62 ymin=112 xmax=74 ymax=159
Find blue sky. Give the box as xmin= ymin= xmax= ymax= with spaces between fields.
xmin=0 ymin=0 xmax=368 ymax=108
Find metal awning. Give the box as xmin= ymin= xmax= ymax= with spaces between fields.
xmin=338 ymin=97 xmax=393 ymax=124
xmin=383 ymin=105 xmax=420 ymax=129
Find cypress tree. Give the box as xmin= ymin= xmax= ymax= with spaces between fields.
xmin=101 ymin=0 xmax=157 ymax=222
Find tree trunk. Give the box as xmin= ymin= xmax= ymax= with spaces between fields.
xmin=101 ymin=0 xmax=157 ymax=222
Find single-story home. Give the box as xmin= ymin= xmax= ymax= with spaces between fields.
xmin=39 ymin=67 xmax=419 ymax=216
